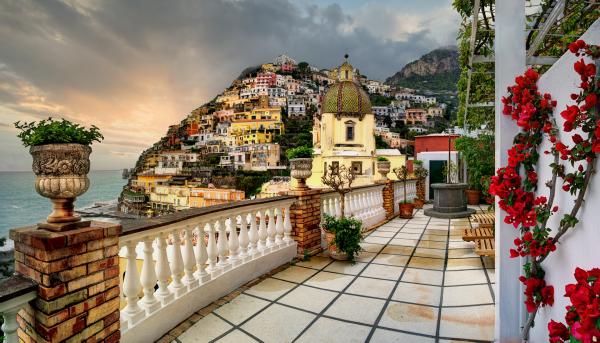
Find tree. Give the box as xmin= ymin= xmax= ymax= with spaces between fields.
xmin=375 ymin=135 xmax=390 ymax=149
xmin=321 ymin=164 xmax=356 ymax=217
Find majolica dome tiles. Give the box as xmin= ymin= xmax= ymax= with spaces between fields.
xmin=322 ymin=81 xmax=372 ymax=115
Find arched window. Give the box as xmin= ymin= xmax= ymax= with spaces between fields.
xmin=345 ymin=121 xmax=355 ymax=141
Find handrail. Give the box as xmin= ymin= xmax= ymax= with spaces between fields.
xmin=0 ymin=275 xmax=37 ymax=343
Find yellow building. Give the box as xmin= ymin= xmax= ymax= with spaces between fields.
xmin=132 ymin=175 xmax=173 ymax=193
xmin=306 ymin=58 xmax=406 ymax=188
xmin=261 ymin=63 xmax=278 ymax=73
xmin=229 ymin=95 xmax=284 ymax=145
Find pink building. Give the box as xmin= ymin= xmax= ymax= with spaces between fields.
xmin=256 ymin=72 xmax=276 ymax=87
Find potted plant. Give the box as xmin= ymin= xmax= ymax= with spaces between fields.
xmin=287 ymin=145 xmax=313 ymax=190
xmin=376 ymin=156 xmax=391 ymax=181
xmin=455 ymin=135 xmax=495 ymax=205
xmin=322 ymin=215 xmax=362 ymax=262
xmin=413 ymin=160 xmax=429 ymax=209
xmin=393 ymin=166 xmax=414 ymax=218
xmin=15 ymin=118 xmax=103 ymax=228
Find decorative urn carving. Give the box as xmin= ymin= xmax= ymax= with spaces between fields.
xmin=377 ymin=161 xmax=391 ymax=181
xmin=30 ymin=143 xmax=91 ymax=224
xmin=289 ymin=158 xmax=313 ymax=190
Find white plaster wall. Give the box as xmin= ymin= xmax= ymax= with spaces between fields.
xmin=529 ymin=19 xmax=600 ymax=342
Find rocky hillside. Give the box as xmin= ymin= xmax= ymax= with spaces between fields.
xmin=385 ymin=47 xmax=459 ymax=92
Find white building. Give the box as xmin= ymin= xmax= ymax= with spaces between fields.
xmin=273 ymin=54 xmax=296 ymax=66
xmin=287 ymin=97 xmax=306 ymax=117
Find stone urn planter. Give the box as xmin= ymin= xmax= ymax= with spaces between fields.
xmin=324 ymin=230 xmax=348 ymax=261
xmin=377 ymin=161 xmax=391 ymax=181
xmin=465 ymin=189 xmax=482 ymax=205
xmin=290 ymin=158 xmax=313 ymax=190
xmin=30 ymin=143 xmax=91 ymax=225
xmin=424 ymin=183 xmax=476 ymax=219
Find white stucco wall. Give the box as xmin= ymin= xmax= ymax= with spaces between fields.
xmin=528 ymin=19 xmax=600 ymax=342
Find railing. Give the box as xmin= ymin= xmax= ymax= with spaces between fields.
xmin=118 ymin=195 xmax=297 ymax=342
xmin=321 ymin=183 xmax=387 ymax=231
xmin=0 ymin=275 xmax=37 ymax=343
xmin=394 ymin=179 xmax=418 ymax=215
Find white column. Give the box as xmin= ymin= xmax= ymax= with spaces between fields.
xmin=335 ymin=197 xmax=342 ymax=218
xmin=258 ymin=210 xmax=269 ymax=253
xmin=283 ymin=204 xmax=293 ymax=244
xmin=154 ymin=232 xmax=174 ymax=305
xmin=182 ymin=226 xmax=199 ymax=290
xmin=122 ymin=241 xmax=145 ymax=325
xmin=238 ymin=214 xmax=250 ymax=262
xmin=194 ymin=223 xmax=211 ymax=283
xmin=140 ymin=236 xmax=160 ymax=314
xmin=1 ymin=307 xmax=20 ymax=343
xmin=248 ymin=212 xmax=260 ymax=258
xmin=495 ymin=0 xmax=526 ymax=340
xmin=266 ymin=209 xmax=276 ymax=249
xmin=227 ymin=216 xmax=241 ymax=267
xmin=168 ymin=229 xmax=186 ymax=298
xmin=206 ymin=221 xmax=221 ymax=277
xmin=275 ymin=207 xmax=284 ymax=247
xmin=216 ymin=217 xmax=231 ymax=271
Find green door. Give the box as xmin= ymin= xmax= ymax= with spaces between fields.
xmin=429 ymin=160 xmax=445 ymax=200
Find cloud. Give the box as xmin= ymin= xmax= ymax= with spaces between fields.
xmin=0 ymin=0 xmax=460 ymax=171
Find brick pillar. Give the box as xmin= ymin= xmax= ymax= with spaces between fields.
xmin=10 ymin=221 xmax=121 ymax=343
xmin=287 ymin=189 xmax=322 ymax=257
xmin=382 ymin=180 xmax=395 ymax=219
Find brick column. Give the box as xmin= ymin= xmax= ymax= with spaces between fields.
xmin=382 ymin=180 xmax=395 ymax=219
xmin=10 ymin=221 xmax=121 ymax=343
xmin=287 ymin=189 xmax=322 ymax=257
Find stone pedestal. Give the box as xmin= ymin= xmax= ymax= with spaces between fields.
xmin=10 ymin=221 xmax=121 ymax=343
xmin=286 ymin=189 xmax=322 ymax=257
xmin=424 ymin=183 xmax=475 ymax=219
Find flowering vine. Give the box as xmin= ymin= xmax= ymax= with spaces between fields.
xmin=489 ymin=40 xmax=600 ymax=340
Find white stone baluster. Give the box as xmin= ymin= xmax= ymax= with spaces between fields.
xmin=217 ymin=217 xmax=231 ymax=271
xmin=238 ymin=214 xmax=250 ymax=263
xmin=155 ymin=232 xmax=174 ymax=305
xmin=182 ymin=226 xmax=199 ymax=290
xmin=227 ymin=216 xmax=241 ymax=267
xmin=322 ymin=198 xmax=330 ymax=218
xmin=275 ymin=207 xmax=284 ymax=247
xmin=1 ymin=307 xmax=23 ymax=343
xmin=266 ymin=209 xmax=276 ymax=249
xmin=140 ymin=236 xmax=160 ymax=314
xmin=206 ymin=221 xmax=221 ymax=277
xmin=283 ymin=203 xmax=293 ymax=244
xmin=194 ymin=223 xmax=210 ymax=283
xmin=248 ymin=212 xmax=260 ymax=258
xmin=123 ymin=241 xmax=145 ymax=325
xmin=258 ymin=210 xmax=268 ymax=253
xmin=169 ymin=229 xmax=186 ymax=297
xmin=335 ymin=197 xmax=342 ymax=218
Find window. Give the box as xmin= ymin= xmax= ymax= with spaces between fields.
xmin=351 ymin=161 xmax=362 ymax=175
xmin=332 ymin=161 xmax=339 ymax=174
xmin=345 ymin=121 xmax=355 ymax=141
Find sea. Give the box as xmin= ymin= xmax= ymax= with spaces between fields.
xmin=0 ymin=170 xmax=125 ymax=248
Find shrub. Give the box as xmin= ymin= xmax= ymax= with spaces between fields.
xmin=322 ymin=215 xmax=362 ymax=263
xmin=377 ymin=156 xmax=389 ymax=162
xmin=14 ymin=117 xmax=103 ymax=147
xmin=286 ymin=146 xmax=313 ymax=159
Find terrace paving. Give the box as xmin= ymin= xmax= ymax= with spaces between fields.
xmin=176 ymin=205 xmax=495 ymax=343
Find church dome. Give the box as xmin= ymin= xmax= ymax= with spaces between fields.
xmin=322 ymin=80 xmax=372 ymax=115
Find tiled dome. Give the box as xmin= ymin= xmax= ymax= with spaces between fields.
xmin=322 ymin=81 xmax=372 ymax=115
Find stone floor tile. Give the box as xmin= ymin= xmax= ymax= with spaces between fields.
xmin=272 ymin=265 xmax=318 ymax=283
xmin=355 ymin=251 xmax=377 ymax=262
xmin=371 ymin=253 xmax=409 ymax=267
xmin=296 ymin=317 xmax=371 ymax=343
xmin=241 ymin=304 xmax=315 ymax=343
xmin=394 ymin=232 xmax=422 ymax=240
xmin=442 ymin=284 xmax=494 ymax=306
xmin=407 ymin=256 xmax=445 ymax=270
xmin=402 ymin=228 xmax=425 ymax=234
xmin=392 ymin=282 xmax=441 ymax=306
xmin=424 ymin=229 xmax=448 ymax=236
xmin=214 ymin=329 xmax=258 ymax=343
xmin=371 ymin=328 xmax=436 ymax=342
xmin=448 ymin=241 xmax=476 ymax=249
xmin=363 ymin=236 xmax=391 ymax=244
xmin=414 ymin=247 xmax=446 ymax=259
xmin=439 ymin=305 xmax=495 ymax=341
xmin=401 ymin=268 xmax=443 ymax=286
xmin=361 ymin=243 xmax=385 ymax=253
xmin=295 ymin=256 xmax=332 ymax=270
xmin=244 ymin=277 xmax=296 ymax=300
xmin=214 ymin=294 xmax=270 ymax=325
xmin=389 ymin=238 xmax=419 ymax=247
xmin=486 ymin=268 xmax=495 ymax=283
xmin=324 ymin=261 xmax=367 ymax=275
xmin=277 ymin=285 xmax=338 ymax=313
xmin=345 ymin=276 xmax=396 ymax=299
xmin=379 ymin=301 xmax=439 ymax=336
xmin=369 ymin=230 xmax=397 ymax=237
xmin=482 ymin=256 xmax=495 ymax=269
xmin=447 ymin=248 xmax=479 ymax=259
xmin=381 ymin=245 xmax=414 ymax=255
xmin=304 ymin=271 xmax=355 ymax=291
xmin=445 ymin=258 xmax=484 ymax=270
xmin=324 ymin=294 xmax=386 ymax=324
xmin=361 ymin=263 xmax=404 ymax=280
xmin=417 ymin=240 xmax=447 ymax=249
xmin=178 ymin=314 xmax=233 ymax=342
xmin=444 ymin=269 xmax=488 ymax=286
xmin=420 ymin=234 xmax=448 ymax=242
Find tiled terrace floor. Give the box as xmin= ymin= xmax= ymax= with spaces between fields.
xmin=177 ymin=207 xmax=495 ymax=343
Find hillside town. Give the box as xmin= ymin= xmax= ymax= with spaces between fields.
xmin=119 ymin=54 xmax=451 ymax=216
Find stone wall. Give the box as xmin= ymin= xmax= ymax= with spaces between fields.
xmin=287 ymin=189 xmax=322 ymax=256
xmin=382 ymin=180 xmax=395 ymax=219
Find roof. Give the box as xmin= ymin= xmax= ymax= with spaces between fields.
xmin=376 ymin=149 xmax=402 ymax=156
xmin=322 ymin=81 xmax=372 ymax=115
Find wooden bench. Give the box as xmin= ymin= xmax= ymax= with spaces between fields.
xmin=475 ymin=238 xmax=495 ymax=256
xmin=462 ymin=227 xmax=495 ymax=242
xmin=471 ymin=213 xmax=495 ymax=229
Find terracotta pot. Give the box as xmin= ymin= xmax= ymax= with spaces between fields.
xmin=399 ymin=202 xmax=414 ymax=219
xmin=324 ymin=230 xmax=348 ymax=261
xmin=289 ymin=158 xmax=313 ymax=189
xmin=414 ymin=198 xmax=424 ymax=209
xmin=465 ymin=189 xmax=482 ymax=205
xmin=377 ymin=160 xmax=391 ymax=181
xmin=30 ymin=143 xmax=91 ymax=223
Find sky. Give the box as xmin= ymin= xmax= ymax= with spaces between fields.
xmin=0 ymin=0 xmax=460 ymax=171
